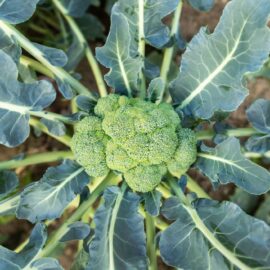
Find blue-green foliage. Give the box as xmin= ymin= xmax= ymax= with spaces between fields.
xmin=87 ymin=186 xmax=147 ymax=270
xmin=170 ymin=0 xmax=270 ymax=119
xmin=196 ymin=137 xmax=270 ymax=195
xmin=0 ymin=171 xmax=18 ymax=200
xmin=246 ymin=99 xmax=270 ymax=153
xmin=96 ymin=11 xmax=143 ymax=96
xmin=0 ymin=0 xmax=40 ymax=24
xmin=142 ymin=190 xmax=162 ymax=216
xmin=16 ymin=160 xmax=89 ymax=223
xmin=0 ymin=223 xmax=63 ymax=269
xmin=60 ymin=222 xmax=91 ymax=242
xmin=0 ymin=50 xmax=55 ymax=147
xmin=188 ymin=0 xmax=214 ymax=12
xmin=160 ymin=197 xmax=270 ymax=269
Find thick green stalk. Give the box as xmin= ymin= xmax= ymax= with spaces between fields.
xmin=168 ymin=178 xmax=252 ymax=270
xmin=29 ymin=118 xmax=72 ymax=147
xmin=138 ymin=0 xmax=146 ymax=98
xmin=20 ymin=56 xmax=54 ymax=78
xmin=39 ymin=172 xmax=120 ymax=257
xmin=0 ymin=21 xmax=94 ymax=99
xmin=186 ymin=175 xmax=210 ymax=199
xmin=52 ymin=0 xmax=107 ymax=97
xmin=244 ymin=151 xmax=270 ymax=159
xmin=0 ymin=151 xmax=73 ymax=171
xmin=159 ymin=0 xmax=183 ymax=103
xmin=29 ymin=111 xmax=74 ymax=125
xmin=196 ymin=127 xmax=260 ymax=141
xmin=146 ymin=213 xmax=158 ymax=270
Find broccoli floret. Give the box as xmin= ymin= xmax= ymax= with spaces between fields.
xmin=124 ymin=164 xmax=167 ymax=193
xmin=71 ymin=116 xmax=110 ymax=177
xmin=71 ymin=94 xmax=197 ymax=192
xmin=167 ymin=129 xmax=197 ymax=177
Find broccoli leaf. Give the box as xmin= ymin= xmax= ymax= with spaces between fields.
xmin=40 ymin=118 xmax=66 ymax=137
xmin=147 ymin=77 xmax=165 ymax=103
xmin=60 ymin=222 xmax=91 ymax=242
xmin=96 ymin=10 xmax=143 ymax=96
xmin=0 ymin=28 xmax=21 ymax=63
xmin=170 ymin=0 xmax=270 ymax=119
xmin=0 ymin=223 xmax=63 ymax=269
xmin=115 ymin=0 xmax=179 ymax=52
xmin=61 ymin=0 xmax=94 ymax=17
xmin=16 ymin=160 xmax=90 ymax=223
xmin=32 ymin=43 xmax=68 ymax=67
xmin=0 ymin=50 xmax=56 ymax=147
xmin=0 ymin=0 xmax=39 ymax=24
xmin=142 ymin=190 xmax=162 ymax=216
xmin=188 ymin=0 xmax=214 ymax=12
xmin=0 ymin=195 xmax=19 ymax=216
xmin=196 ymin=137 xmax=270 ymax=195
xmin=0 ymin=171 xmax=18 ymax=200
xmin=87 ymin=186 xmax=147 ymax=270
xmin=255 ymin=194 xmax=270 ymax=225
xmin=160 ymin=197 xmax=270 ymax=269
xmin=245 ymin=99 xmax=270 ymax=153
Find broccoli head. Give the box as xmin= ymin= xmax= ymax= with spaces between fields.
xmin=71 ymin=94 xmax=197 ymax=192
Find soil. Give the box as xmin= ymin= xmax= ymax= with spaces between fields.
xmin=1 ymin=1 xmax=270 ymax=269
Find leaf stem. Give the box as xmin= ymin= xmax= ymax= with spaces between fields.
xmin=186 ymin=175 xmax=210 ymax=199
xmin=29 ymin=110 xmax=74 ymax=125
xmin=20 ymin=56 xmax=54 ymax=78
xmin=168 ymin=178 xmax=252 ymax=270
xmin=159 ymin=0 xmax=183 ymax=102
xmin=52 ymin=0 xmax=108 ymax=97
xmin=138 ymin=0 xmax=146 ymax=98
xmin=39 ymin=172 xmax=120 ymax=257
xmin=0 ymin=21 xmax=95 ymax=99
xmin=29 ymin=118 xmax=72 ymax=146
xmin=196 ymin=127 xmax=260 ymax=140
xmin=146 ymin=212 xmax=158 ymax=270
xmin=0 ymin=151 xmax=73 ymax=171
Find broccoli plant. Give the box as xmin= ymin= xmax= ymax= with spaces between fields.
xmin=0 ymin=0 xmax=270 ymax=269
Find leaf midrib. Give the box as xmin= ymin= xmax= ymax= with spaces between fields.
xmin=108 ymin=191 xmax=124 ymax=270
xmin=179 ymin=19 xmax=248 ymax=109
xmin=197 ymin=152 xmax=260 ymax=180
xmin=184 ymin=205 xmax=252 ymax=270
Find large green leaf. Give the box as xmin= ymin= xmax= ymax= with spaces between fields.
xmin=0 ymin=0 xmax=39 ymax=24
xmin=17 ymin=160 xmax=90 ymax=223
xmin=0 ymin=50 xmax=56 ymax=147
xmin=87 ymin=186 xmax=147 ymax=270
xmin=245 ymin=99 xmax=270 ymax=153
xmin=170 ymin=0 xmax=270 ymax=119
xmin=96 ymin=10 xmax=143 ymax=96
xmin=0 ymin=223 xmax=63 ymax=269
xmin=160 ymin=197 xmax=270 ymax=269
xmin=196 ymin=137 xmax=270 ymax=195
xmin=115 ymin=0 xmax=179 ymax=53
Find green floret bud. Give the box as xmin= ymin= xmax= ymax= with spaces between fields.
xmin=167 ymin=128 xmax=197 ymax=177
xmin=71 ymin=116 xmax=110 ymax=177
xmin=148 ymin=128 xmax=178 ymax=164
xmin=106 ymin=140 xmax=137 ymax=172
xmin=71 ymin=94 xmax=197 ymax=192
xmin=94 ymin=94 xmax=120 ymax=118
xmin=124 ymin=164 xmax=167 ymax=193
